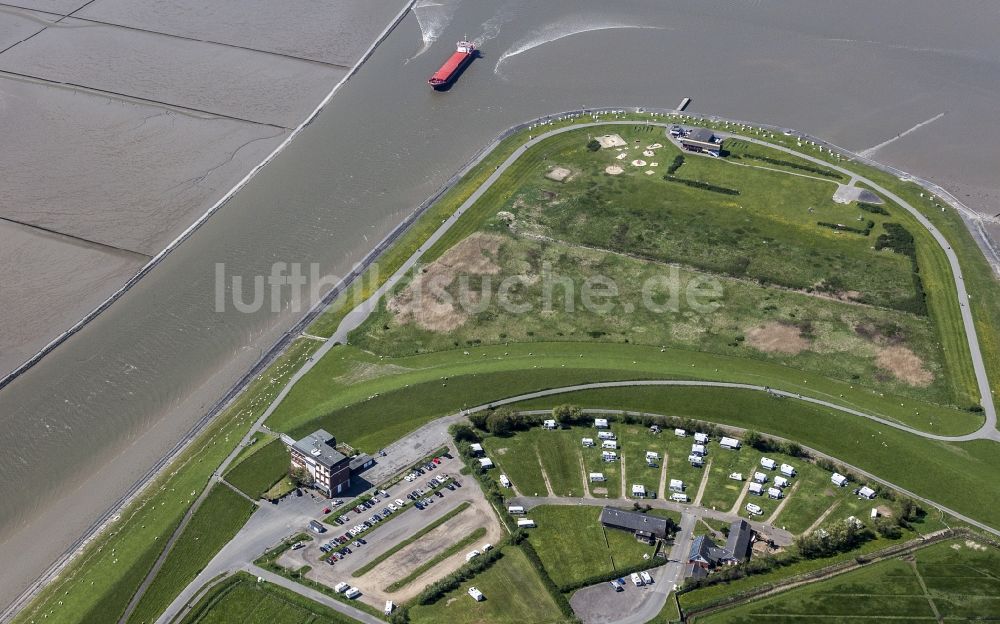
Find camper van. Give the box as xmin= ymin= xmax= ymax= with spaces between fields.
xmin=517 ymin=518 xmax=536 ymax=528
xmin=719 ymin=436 xmax=741 ymax=450
xmin=602 ymin=439 xmax=618 ymax=450
xmin=582 ymin=437 xmax=595 ymax=447
xmin=468 ymin=587 xmax=485 ymax=602
xmin=674 ymin=428 xmax=687 ymax=437
xmin=589 ymin=472 xmax=606 ymax=482
xmin=688 ymin=454 xmax=704 ymax=466
xmin=602 ymin=451 xmax=618 ymax=462
xmin=746 ymin=503 xmax=763 ymax=516
xmin=598 ymin=431 xmax=616 ymax=440
xmin=780 ymin=463 xmax=796 ymax=477
xmin=669 ymin=479 xmax=684 ymax=492
xmin=669 ymin=492 xmax=689 ymax=503
xmin=499 ymin=474 xmax=511 ymax=488
xmin=385 ymin=601 xmax=395 ymax=616
xmin=345 ymin=587 xmax=361 ymax=599
xmin=760 ymin=457 xmax=777 ymax=470
xmin=507 ymin=505 xmax=525 ymax=515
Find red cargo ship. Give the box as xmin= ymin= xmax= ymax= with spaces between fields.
xmin=428 ymin=39 xmax=476 ymax=89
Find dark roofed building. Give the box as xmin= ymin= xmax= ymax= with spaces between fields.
xmin=599 ymin=507 xmax=669 ymax=543
xmin=288 ymin=429 xmax=352 ymax=497
xmin=688 ymin=535 xmax=727 ymax=569
xmin=679 ymin=127 xmax=722 ymax=156
xmin=349 ymin=453 xmax=374 ymax=473
xmin=724 ymin=519 xmax=753 ymax=563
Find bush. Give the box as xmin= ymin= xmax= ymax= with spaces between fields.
xmin=552 ymin=404 xmax=584 ymax=426
xmin=415 ymin=549 xmax=505 ymax=605
xmin=817 ymin=220 xmax=874 ymax=236
xmin=451 ymin=424 xmax=480 ymax=443
xmin=666 ymin=154 xmax=685 ymax=175
xmin=858 ymin=202 xmax=889 ymax=215
xmin=518 ymin=541 xmax=578 ymax=619
xmin=795 ymin=521 xmax=873 ymax=559
xmin=587 ymin=139 xmax=601 ymax=152
xmin=736 ymin=153 xmax=843 ymax=179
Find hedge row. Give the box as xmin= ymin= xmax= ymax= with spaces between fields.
xmin=857 ymin=202 xmax=889 ymax=215
xmin=414 ymin=547 xmax=505 ymax=605
xmin=737 ymin=153 xmax=843 ymax=179
xmin=662 ymin=175 xmax=740 ymax=195
xmin=817 ymin=220 xmax=874 ymax=236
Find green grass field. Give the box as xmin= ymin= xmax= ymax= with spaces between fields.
xmin=407 ymin=546 xmax=568 ymax=624
xmin=698 ymin=539 xmax=1000 ymax=623
xmin=526 ymin=506 xmax=656 ymax=589
xmin=179 ymin=572 xmax=359 ymax=624
xmin=127 ymin=484 xmax=257 ymax=624
xmin=482 ymin=431 xmax=548 ymax=496
xmin=224 ymin=439 xmax=291 ymax=500
xmin=13 ymin=337 xmax=319 ymax=624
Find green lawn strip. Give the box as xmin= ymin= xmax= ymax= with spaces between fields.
xmin=351 ymin=501 xmax=471 ymax=577
xmin=526 ymin=505 xmax=655 ymax=590
xmin=384 ymin=526 xmax=486 ymax=592
xmin=697 ymin=539 xmax=1000 ymax=623
xmin=765 ymin=459 xmax=841 ymax=534
xmin=581 ymin=435 xmax=621 ymax=499
xmin=406 ymin=545 xmax=567 ymax=624
xmin=679 ymin=528 xmax=922 ymax=613
xmin=661 ymin=429 xmax=707 ymax=501
xmin=13 ymin=337 xmax=320 ymax=624
xmin=263 ymin=476 xmax=296 ymax=501
xmin=482 ymin=431 xmax=548 ymax=496
xmin=227 ymin=431 xmax=277 ymax=467
xmin=267 ymin=343 xmax=980 ymax=444
xmin=699 ymin=446 xmax=753 ymax=512
xmin=535 ymin=429 xmax=585 ymax=497
xmin=126 ymin=484 xmax=257 ymax=624
xmin=178 ymin=571 xmax=362 ymax=624
xmin=224 ymin=439 xmax=291 ymax=499
xmin=619 ymin=423 xmax=664 ymax=498
xmin=508 ymin=386 xmax=1000 ymax=532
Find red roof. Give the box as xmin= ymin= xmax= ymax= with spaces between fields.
xmin=430 ymin=51 xmax=471 ymax=83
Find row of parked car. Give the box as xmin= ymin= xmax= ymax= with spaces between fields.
xmin=403 ymin=456 xmax=444 ymax=482
xmin=609 ymin=571 xmax=654 ymax=592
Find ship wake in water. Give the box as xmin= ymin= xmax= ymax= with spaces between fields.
xmin=409 ymin=0 xmax=461 ymax=60
xmin=494 ymin=18 xmax=663 ymax=75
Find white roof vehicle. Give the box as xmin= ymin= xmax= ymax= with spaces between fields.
xmin=640 ymin=571 xmax=653 ymax=584
xmin=746 ymin=503 xmax=763 ymax=516
xmin=760 ymin=457 xmax=777 ymax=470
xmin=631 ymin=572 xmax=643 ymax=586
xmin=468 ymin=586 xmax=485 ymax=601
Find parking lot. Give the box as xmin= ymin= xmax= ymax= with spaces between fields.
xmin=276 ymin=447 xmax=503 ymax=609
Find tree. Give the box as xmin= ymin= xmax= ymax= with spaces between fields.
xmin=452 ymin=424 xmax=479 ymax=443
xmin=486 ymin=408 xmax=516 ymax=435
xmin=552 ymin=404 xmax=581 ymax=425
xmin=290 ymin=465 xmax=312 ymax=487
xmin=743 ymin=429 xmax=764 ymax=450
xmin=586 ymin=138 xmax=601 ymax=151
xmin=469 ymin=411 xmax=490 ymax=431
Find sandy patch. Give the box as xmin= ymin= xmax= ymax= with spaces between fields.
xmin=335 ymin=362 xmax=412 ymax=385
xmin=746 ymin=322 xmax=811 ymax=354
xmin=647 ymin=143 xmax=663 ymax=149
xmin=631 ymin=159 xmax=647 ymax=167
xmin=645 ymin=170 xmax=655 ymax=175
xmin=388 ymin=233 xmax=503 ymax=332
xmin=596 ymin=134 xmax=627 ymax=148
xmin=616 ymin=152 xmax=628 ymax=160
xmin=605 ymin=165 xmax=624 ymax=175
xmin=643 ymin=150 xmax=655 ymax=157
xmin=875 ymin=345 xmax=933 ymax=386
xmin=546 ymin=166 xmax=573 ymax=182
xmin=650 ymin=162 xmax=659 ymax=167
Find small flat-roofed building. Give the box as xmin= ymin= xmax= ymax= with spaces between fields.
xmin=594 ymin=418 xmax=609 ymax=429
xmin=631 ymin=484 xmax=647 ymax=498
xmin=720 ymin=436 xmax=741 ymax=450
xmin=760 ymin=457 xmax=777 ymax=470
xmin=858 ymin=486 xmax=877 ymax=500
xmin=543 ymin=419 xmax=557 ymax=429
xmin=582 ymin=437 xmax=595 ymax=447
xmin=832 ymin=473 xmax=849 ymax=487
xmin=669 ymin=479 xmax=685 ymax=492
xmin=780 ymin=463 xmax=796 ymax=477
xmin=748 ymin=482 xmax=764 ymax=496
xmin=753 ymin=472 xmax=768 ymax=483
xmin=349 ymin=453 xmax=374 ymax=473
xmin=288 ymin=429 xmax=353 ymax=497
xmin=694 ymin=432 xmax=709 ymax=444
xmin=469 ymin=443 xmax=484 ymax=455
xmin=479 ymin=457 xmax=494 ymax=469
xmin=599 ymin=506 xmax=670 ymax=543
xmin=691 ymin=443 xmax=707 ymax=456
xmin=688 ymin=454 xmax=704 ymax=467
xmin=679 ymin=128 xmax=721 ymax=156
